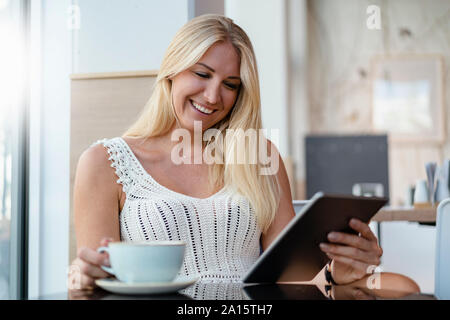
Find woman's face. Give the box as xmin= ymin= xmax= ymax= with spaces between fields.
xmin=170 ymin=40 xmax=241 ymax=133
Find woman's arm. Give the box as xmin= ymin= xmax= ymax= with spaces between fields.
xmin=70 ymin=144 xmax=121 ymax=289
xmin=260 ymin=141 xmax=296 ymax=251
xmin=73 ymin=144 xmax=121 ymax=249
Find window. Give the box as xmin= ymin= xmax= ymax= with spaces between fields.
xmin=0 ymin=116 xmax=12 ymax=300
xmin=0 ymin=0 xmax=29 ymax=300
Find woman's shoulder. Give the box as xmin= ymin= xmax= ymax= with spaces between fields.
xmin=76 ymin=136 xmax=131 ymax=178
xmin=74 ymin=140 xmax=123 ymax=215
xmin=74 ymin=139 xmax=122 ymax=197
xmin=83 ymin=136 xmax=140 ymax=164
xmin=77 ymin=140 xmax=115 ymax=175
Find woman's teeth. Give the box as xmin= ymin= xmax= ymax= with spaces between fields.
xmin=192 ymin=101 xmax=214 ymax=114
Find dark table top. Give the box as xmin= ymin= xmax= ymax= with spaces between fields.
xmin=35 ymin=271 xmax=436 ymax=300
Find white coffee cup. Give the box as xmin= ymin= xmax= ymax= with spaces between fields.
xmin=414 ymin=179 xmax=429 ymax=204
xmin=97 ymin=240 xmax=186 ymax=283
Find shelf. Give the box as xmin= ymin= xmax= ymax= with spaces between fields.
xmin=372 ymin=206 xmax=437 ymax=222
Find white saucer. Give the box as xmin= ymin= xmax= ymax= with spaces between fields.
xmin=95 ymin=276 xmax=198 ymax=295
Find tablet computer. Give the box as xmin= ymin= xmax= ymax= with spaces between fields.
xmin=242 ymin=192 xmax=388 ymax=284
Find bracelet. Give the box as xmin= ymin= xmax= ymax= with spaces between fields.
xmin=324 ymin=262 xmax=338 ymax=285
xmin=324 ymin=284 xmax=332 ymax=299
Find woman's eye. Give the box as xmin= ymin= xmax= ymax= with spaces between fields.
xmin=194 ymin=71 xmax=239 ymax=90
xmin=224 ymin=83 xmax=239 ymax=90
xmin=194 ymin=72 xmax=209 ymax=78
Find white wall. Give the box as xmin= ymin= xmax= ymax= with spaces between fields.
xmin=225 ymin=0 xmax=289 ymax=158
xmin=29 ymin=0 xmax=189 ymax=298
xmin=381 ymin=222 xmax=436 ymax=294
xmin=73 ymin=0 xmax=189 ymax=73
xmin=191 ymin=0 xmax=224 ymax=18
xmin=285 ymin=0 xmax=308 ymax=182
xmin=29 ymin=0 xmax=72 ymax=299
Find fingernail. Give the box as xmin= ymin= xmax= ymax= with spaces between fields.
xmin=103 ymin=258 xmax=110 ymax=266
xmin=350 ymin=219 xmax=358 ymax=226
xmin=320 ymin=243 xmax=329 ymax=250
xmin=328 ymin=233 xmax=338 ymax=241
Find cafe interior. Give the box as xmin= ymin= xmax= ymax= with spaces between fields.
xmin=0 ymin=0 xmax=449 ymax=300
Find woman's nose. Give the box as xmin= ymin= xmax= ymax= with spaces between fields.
xmin=203 ymin=82 xmax=220 ymax=105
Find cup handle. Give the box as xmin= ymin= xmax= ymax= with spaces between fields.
xmin=97 ymin=246 xmax=115 ymax=275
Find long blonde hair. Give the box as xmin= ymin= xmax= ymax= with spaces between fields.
xmin=124 ymin=14 xmax=280 ymax=233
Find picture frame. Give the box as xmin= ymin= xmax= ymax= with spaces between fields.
xmin=370 ymin=54 xmax=445 ymax=143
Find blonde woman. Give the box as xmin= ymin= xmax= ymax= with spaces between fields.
xmin=70 ymin=14 xmax=383 ymax=290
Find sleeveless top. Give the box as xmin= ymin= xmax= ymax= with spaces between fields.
xmin=93 ymin=137 xmax=262 ymax=284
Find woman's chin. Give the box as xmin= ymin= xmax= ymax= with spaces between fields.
xmin=176 ymin=115 xmax=218 ymax=133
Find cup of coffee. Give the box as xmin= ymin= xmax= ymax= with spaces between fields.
xmin=97 ymin=240 xmax=186 ymax=283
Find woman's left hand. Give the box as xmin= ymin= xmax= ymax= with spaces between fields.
xmin=319 ymin=218 xmax=383 ymax=285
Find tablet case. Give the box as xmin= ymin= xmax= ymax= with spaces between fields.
xmin=242 ymin=192 xmax=388 ymax=284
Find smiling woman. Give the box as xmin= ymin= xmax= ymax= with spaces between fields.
xmin=72 ymin=14 xmax=289 ymax=290
xmin=122 ymin=14 xmax=281 ymax=236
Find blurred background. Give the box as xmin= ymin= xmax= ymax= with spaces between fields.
xmin=1 ymin=0 xmax=449 ymax=299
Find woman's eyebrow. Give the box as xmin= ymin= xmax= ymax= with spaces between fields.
xmin=196 ymin=62 xmax=241 ymax=80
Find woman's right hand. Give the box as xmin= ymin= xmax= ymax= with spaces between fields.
xmin=69 ymin=237 xmax=114 ymax=290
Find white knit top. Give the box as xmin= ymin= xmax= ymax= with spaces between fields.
xmin=93 ymin=137 xmax=262 ymax=284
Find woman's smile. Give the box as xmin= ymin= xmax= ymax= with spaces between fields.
xmin=190 ymin=99 xmax=217 ymax=115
